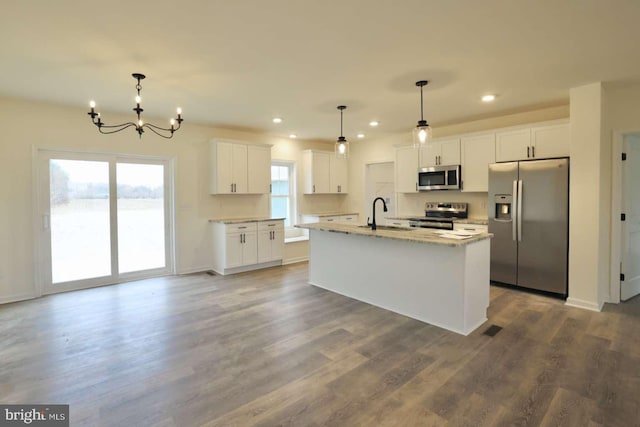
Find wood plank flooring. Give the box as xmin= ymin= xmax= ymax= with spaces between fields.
xmin=1 ymin=262 xmax=639 ymax=426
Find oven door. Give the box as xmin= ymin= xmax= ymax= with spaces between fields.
xmin=409 ymin=219 xmax=454 ymax=230
xmin=417 ymin=165 xmax=461 ymax=190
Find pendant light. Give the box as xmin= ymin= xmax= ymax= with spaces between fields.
xmin=413 ymin=80 xmax=432 ymax=147
xmin=335 ymin=105 xmax=349 ymax=159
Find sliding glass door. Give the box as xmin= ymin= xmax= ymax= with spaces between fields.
xmin=37 ymin=150 xmax=173 ymax=294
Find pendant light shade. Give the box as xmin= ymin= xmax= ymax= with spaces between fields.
xmin=413 ymin=80 xmax=432 ymax=147
xmin=335 ymin=105 xmax=349 ymax=159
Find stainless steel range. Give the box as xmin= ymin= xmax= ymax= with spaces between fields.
xmin=409 ymin=202 xmax=468 ymax=230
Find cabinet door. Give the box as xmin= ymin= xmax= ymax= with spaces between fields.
xmin=247 ymin=145 xmax=271 ymax=194
xmin=242 ymin=231 xmax=258 ymax=265
xmin=225 ymin=233 xmax=244 ymax=268
xmin=232 ymin=143 xmax=248 ymax=193
xmin=330 ymin=156 xmax=348 ymax=193
xmin=215 ymin=142 xmax=234 ymax=194
xmin=271 ymin=229 xmax=284 ymax=261
xmin=496 ymin=128 xmax=531 ymax=162
xmin=257 ymin=230 xmax=272 ymax=263
xmin=312 ymin=152 xmax=331 ymax=193
xmin=461 ymin=134 xmax=495 ymax=192
xmin=531 ymin=123 xmax=570 ymax=159
xmin=419 ymin=144 xmax=439 ymax=167
xmin=396 ymin=146 xmax=418 ymax=193
xmin=439 ymin=138 xmax=461 ymax=165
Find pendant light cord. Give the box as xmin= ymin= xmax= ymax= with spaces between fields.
xmin=420 ymin=84 xmax=424 ymax=121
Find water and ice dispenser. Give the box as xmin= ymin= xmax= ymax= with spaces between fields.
xmin=494 ymin=195 xmax=512 ymax=221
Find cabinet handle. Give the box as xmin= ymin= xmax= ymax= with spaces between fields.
xmin=270 ymin=184 xmax=272 ymax=193
xmin=238 ymin=226 xmax=247 ymax=229
xmin=230 ymin=183 xmax=233 ymax=192
xmin=268 ymin=224 xmax=275 ymax=227
xmin=532 ymin=146 xmax=535 ymax=158
xmin=240 ymin=234 xmax=243 ymax=244
xmin=313 ymin=184 xmax=315 ymax=193
xmin=415 ymin=182 xmax=418 ymax=191
xmin=527 ymin=146 xmax=530 ymax=158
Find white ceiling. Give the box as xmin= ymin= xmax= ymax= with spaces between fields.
xmin=2 ymin=0 xmax=640 ymax=141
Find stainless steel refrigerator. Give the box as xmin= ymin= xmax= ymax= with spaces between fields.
xmin=488 ymin=158 xmax=569 ymax=296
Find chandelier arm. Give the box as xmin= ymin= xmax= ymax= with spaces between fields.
xmin=97 ymin=123 xmax=138 ymax=134
xmin=144 ymin=125 xmax=175 ymax=139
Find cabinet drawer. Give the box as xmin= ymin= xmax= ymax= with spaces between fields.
xmin=258 ymin=220 xmax=284 ymax=231
xmin=453 ymin=223 xmax=488 ymax=233
xmin=225 ymin=223 xmax=257 ymax=234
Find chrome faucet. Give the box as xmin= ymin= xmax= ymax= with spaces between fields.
xmin=367 ymin=197 xmax=388 ymax=230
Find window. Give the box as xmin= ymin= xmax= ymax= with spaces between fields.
xmin=271 ymin=162 xmax=296 ymax=228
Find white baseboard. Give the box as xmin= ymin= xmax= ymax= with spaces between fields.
xmin=0 ymin=293 xmax=37 ymax=305
xmin=565 ymin=297 xmax=603 ymax=312
xmin=176 ymin=265 xmax=212 ymax=275
xmin=283 ymin=256 xmax=308 ymax=265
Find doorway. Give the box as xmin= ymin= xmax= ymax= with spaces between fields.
xmin=621 ymin=134 xmax=640 ymax=301
xmin=365 ymin=162 xmax=396 ymax=224
xmin=36 ymin=150 xmax=174 ymax=295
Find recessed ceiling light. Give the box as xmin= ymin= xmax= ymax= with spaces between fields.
xmin=272 ymin=117 xmax=283 ymax=123
xmin=357 ymin=133 xmax=365 ymax=138
xmin=369 ymin=121 xmax=379 ymax=127
xmin=482 ymin=95 xmax=496 ymax=102
xmin=289 ymin=134 xmax=297 ymax=139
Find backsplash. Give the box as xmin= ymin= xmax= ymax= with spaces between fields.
xmin=397 ymin=192 xmax=489 ymax=218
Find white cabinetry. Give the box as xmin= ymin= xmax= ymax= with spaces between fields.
xmin=461 ymin=134 xmax=495 ymax=192
xmin=330 ymin=156 xmax=348 ymax=193
xmin=210 ymin=140 xmax=271 ymax=194
xmin=395 ymin=145 xmax=419 ymax=193
xmin=301 ymin=214 xmax=359 ymax=225
xmin=453 ymin=223 xmax=488 ymax=233
xmin=257 ymin=221 xmax=284 ymax=263
xmin=303 ymin=150 xmax=348 ymax=194
xmin=495 ymin=123 xmax=569 ymax=162
xmin=211 ymin=220 xmax=283 ymax=275
xmin=386 ymin=219 xmax=411 ymax=228
xmin=531 ymin=123 xmax=570 ymax=160
xmin=420 ymin=138 xmax=460 ymax=167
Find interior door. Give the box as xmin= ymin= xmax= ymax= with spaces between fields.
xmin=622 ymin=135 xmax=640 ymax=301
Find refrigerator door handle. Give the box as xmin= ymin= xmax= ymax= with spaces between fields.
xmin=512 ymin=180 xmax=518 ymax=241
xmin=517 ymin=180 xmax=523 ymax=242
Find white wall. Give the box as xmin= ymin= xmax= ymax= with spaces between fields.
xmin=567 ymin=83 xmax=606 ymax=310
xmin=0 ymin=96 xmax=339 ymax=303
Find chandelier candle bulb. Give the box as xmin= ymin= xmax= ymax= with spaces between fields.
xmin=135 ymin=95 xmax=141 ymax=104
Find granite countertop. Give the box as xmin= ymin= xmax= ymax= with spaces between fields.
xmin=296 ymin=222 xmax=492 ymax=247
xmin=209 ymin=217 xmax=285 ymax=224
xmin=384 ymin=216 xmax=489 ymax=226
xmin=301 ymin=212 xmax=359 ymax=217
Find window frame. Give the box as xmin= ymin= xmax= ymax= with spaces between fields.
xmin=270 ymin=160 xmax=299 ymax=237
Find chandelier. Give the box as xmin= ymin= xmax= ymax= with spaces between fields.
xmin=87 ymin=73 xmax=183 ymax=139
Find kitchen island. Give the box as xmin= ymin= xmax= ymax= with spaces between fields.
xmin=296 ymin=223 xmax=493 ymax=335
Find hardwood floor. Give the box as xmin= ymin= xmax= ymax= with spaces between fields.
xmin=1 ymin=263 xmax=639 ymax=426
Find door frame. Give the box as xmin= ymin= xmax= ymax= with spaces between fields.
xmin=610 ymin=129 xmax=640 ymax=303
xmin=32 ymin=146 xmax=176 ymax=297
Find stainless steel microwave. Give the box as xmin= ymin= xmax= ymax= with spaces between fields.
xmin=417 ymin=165 xmax=461 ymax=191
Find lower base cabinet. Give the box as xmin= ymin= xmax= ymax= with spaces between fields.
xmin=212 ymin=220 xmax=284 ymax=275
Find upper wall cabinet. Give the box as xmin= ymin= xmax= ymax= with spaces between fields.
xmin=461 ymin=134 xmax=495 ymax=192
xmin=396 ymin=145 xmax=419 ymax=193
xmin=419 ymin=138 xmax=461 ymax=167
xmin=496 ymin=123 xmax=569 ymax=162
xmin=210 ymin=140 xmax=272 ymax=194
xmin=302 ymin=150 xmax=348 ymax=194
